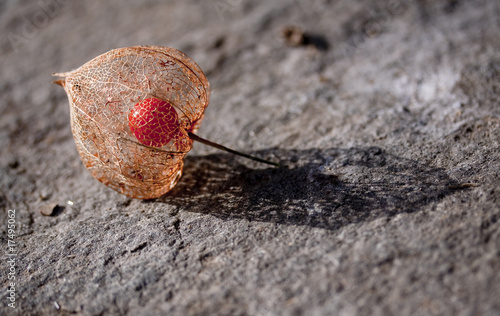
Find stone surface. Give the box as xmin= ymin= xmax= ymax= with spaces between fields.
xmin=1 ymin=0 xmax=499 ymax=315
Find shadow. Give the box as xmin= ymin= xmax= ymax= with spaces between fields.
xmin=51 ymin=204 xmax=66 ymax=216
xmin=303 ymin=33 xmax=329 ymax=51
xmin=157 ymin=147 xmax=458 ymax=231
xmin=280 ymin=26 xmax=329 ymax=51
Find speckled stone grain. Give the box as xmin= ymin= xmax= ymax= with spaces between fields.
xmin=0 ymin=1 xmax=499 ymax=315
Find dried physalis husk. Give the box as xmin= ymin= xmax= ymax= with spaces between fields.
xmin=55 ymin=46 xmax=278 ymax=199
xmin=54 ymin=46 xmax=210 ymax=199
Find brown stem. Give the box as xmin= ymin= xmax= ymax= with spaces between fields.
xmin=188 ymin=132 xmax=279 ymax=167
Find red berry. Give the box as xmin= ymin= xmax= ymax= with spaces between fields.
xmin=128 ymin=98 xmax=180 ymax=147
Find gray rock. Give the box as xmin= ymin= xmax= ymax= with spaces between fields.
xmin=0 ymin=0 xmax=499 ymax=315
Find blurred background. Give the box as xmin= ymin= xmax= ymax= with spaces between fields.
xmin=1 ymin=1 xmax=499 ymax=315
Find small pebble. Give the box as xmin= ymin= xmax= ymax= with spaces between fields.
xmin=40 ymin=203 xmax=64 ymax=216
xmin=281 ymin=25 xmax=305 ymax=46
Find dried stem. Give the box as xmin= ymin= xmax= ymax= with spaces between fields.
xmin=188 ymin=132 xmax=279 ymax=167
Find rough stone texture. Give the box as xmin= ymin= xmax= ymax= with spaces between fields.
xmin=1 ymin=0 xmax=499 ymax=315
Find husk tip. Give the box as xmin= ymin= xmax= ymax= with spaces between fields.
xmin=52 ymin=78 xmax=65 ymax=87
